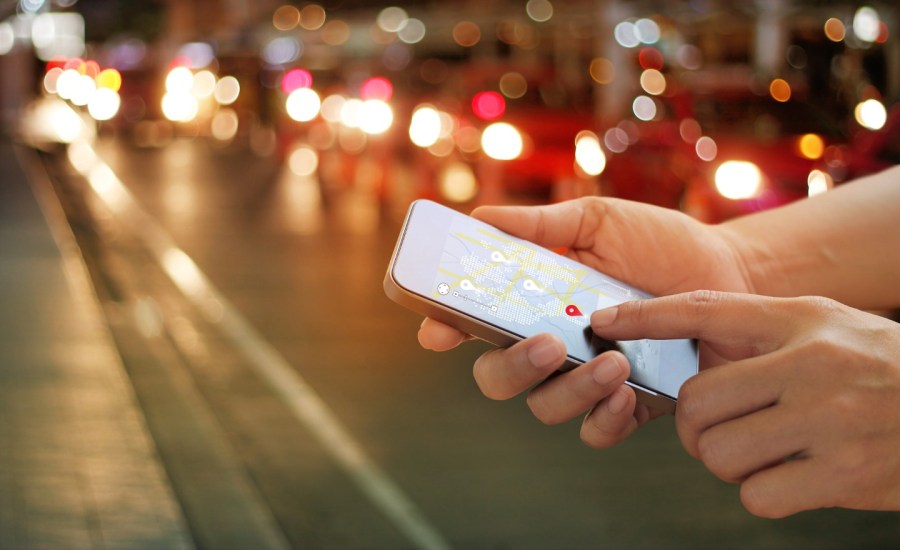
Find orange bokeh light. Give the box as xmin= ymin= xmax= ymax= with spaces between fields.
xmin=769 ymin=78 xmax=791 ymax=102
xmin=824 ymin=18 xmax=845 ymax=42
xmin=797 ymin=133 xmax=824 ymax=160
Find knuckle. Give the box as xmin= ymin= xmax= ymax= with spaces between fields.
xmin=472 ymin=353 xmax=515 ymax=401
xmin=696 ymin=433 xmax=739 ymax=482
xmin=683 ymin=289 xmax=724 ymax=318
xmin=795 ymin=295 xmax=844 ymax=317
xmin=674 ymin=378 xmax=706 ymax=434
xmin=526 ymin=390 xmax=563 ymax=425
xmin=830 ymin=445 xmax=869 ymax=479
xmin=740 ymin=481 xmax=782 ymax=518
xmin=580 ymin=413 xmax=627 ymax=449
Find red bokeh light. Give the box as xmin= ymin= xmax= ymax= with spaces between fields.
xmin=472 ymin=91 xmax=505 ymax=120
xmin=84 ymin=60 xmax=101 ymax=79
xmin=169 ymin=56 xmax=191 ymax=69
xmin=638 ymin=48 xmax=664 ymax=70
xmin=45 ymin=57 xmax=67 ymax=72
xmin=360 ymin=77 xmax=393 ymax=101
xmin=63 ymin=57 xmax=85 ymax=73
xmin=281 ymin=68 xmax=313 ymax=94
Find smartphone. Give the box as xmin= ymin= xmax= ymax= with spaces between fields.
xmin=383 ymin=200 xmax=698 ymax=414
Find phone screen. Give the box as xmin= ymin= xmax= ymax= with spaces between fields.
xmin=392 ymin=200 xmax=698 ymax=400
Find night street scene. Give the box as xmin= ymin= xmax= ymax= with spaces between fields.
xmin=1 ymin=0 xmax=899 ymax=548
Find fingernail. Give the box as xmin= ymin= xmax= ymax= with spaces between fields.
xmin=606 ymin=388 xmax=629 ymax=415
xmin=527 ymin=337 xmax=563 ymax=369
xmin=592 ymin=355 xmax=624 ymax=386
xmin=591 ymin=307 xmax=618 ymax=329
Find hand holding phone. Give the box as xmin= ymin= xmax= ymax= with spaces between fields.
xmin=384 ymin=200 xmax=699 ymax=414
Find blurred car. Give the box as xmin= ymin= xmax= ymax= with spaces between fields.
xmin=602 ymin=89 xmax=889 ymax=223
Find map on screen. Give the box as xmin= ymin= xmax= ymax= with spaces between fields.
xmin=430 ymin=216 xmax=667 ymax=391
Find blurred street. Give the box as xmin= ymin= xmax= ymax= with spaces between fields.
xmin=1 ymin=131 xmax=898 ymax=548
xmin=2 ymin=0 xmax=900 ymax=548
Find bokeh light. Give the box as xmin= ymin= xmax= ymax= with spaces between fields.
xmin=499 ymin=72 xmax=527 ymax=99
xmin=472 ymin=91 xmax=506 ymax=120
xmin=281 ymin=68 xmax=313 ymax=94
xmin=855 ymin=99 xmax=887 ymax=130
xmin=322 ymin=20 xmax=351 ymax=46
xmin=96 ymin=68 xmax=122 ymax=92
xmin=289 ymin=146 xmax=319 ymax=176
xmin=604 ymin=127 xmax=628 ymax=153
xmin=320 ymin=94 xmax=346 ymax=123
xmin=526 ymin=0 xmax=553 ymax=23
xmin=162 ymin=92 xmax=199 ymax=122
xmin=358 ymin=100 xmax=394 ymax=135
xmin=409 ymin=105 xmax=442 ymax=147
xmin=807 ymin=169 xmax=833 ymax=196
xmin=300 ymin=4 xmax=327 ymax=31
xmin=574 ymin=131 xmax=606 ymax=176
xmin=43 ymin=67 xmax=63 ymax=94
xmin=614 ymin=21 xmax=640 ymax=48
xmin=632 ymin=95 xmax=657 ymax=121
xmin=482 ymin=123 xmax=523 ymax=160
xmin=360 ymin=77 xmax=393 ymax=101
xmin=639 ymin=69 xmax=666 ymax=96
xmin=273 ymin=5 xmax=301 ymax=31
xmin=211 ymin=109 xmax=239 ymax=141
xmin=214 ymin=76 xmax=240 ymax=105
xmin=87 ymin=88 xmax=121 ymax=121
xmin=715 ymin=161 xmax=762 ymax=199
xmin=453 ymin=21 xmax=481 ymax=47
xmin=377 ymin=6 xmax=408 ymax=33
xmin=589 ymin=58 xmax=615 ymax=84
xmin=769 ymin=78 xmax=791 ymax=102
xmin=69 ymin=74 xmax=96 ymax=106
xmin=177 ymin=42 xmax=215 ymax=69
xmin=398 ymin=18 xmax=426 ymax=44
xmin=695 ymin=136 xmax=718 ymax=161
xmin=824 ymin=18 xmax=846 ymax=42
xmin=638 ymin=48 xmax=664 ymax=71
xmin=166 ymin=67 xmax=194 ymax=94
xmin=191 ymin=70 xmax=217 ymax=98
xmin=56 ymin=69 xmax=81 ymax=100
xmin=263 ymin=36 xmax=301 ymax=65
xmin=286 ymin=88 xmax=322 ymax=122
xmin=853 ymin=7 xmax=880 ymax=43
xmin=340 ymin=98 xmax=364 ymax=128
xmin=635 ymin=18 xmax=661 ymax=44
xmin=0 ymin=22 xmax=13 ymax=56
xmin=797 ymin=133 xmax=824 ymax=160
xmin=679 ymin=118 xmax=702 ymax=143
xmin=440 ymin=162 xmax=479 ymax=203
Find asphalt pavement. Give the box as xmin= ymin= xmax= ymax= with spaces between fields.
xmin=3 ymin=131 xmax=899 ymax=548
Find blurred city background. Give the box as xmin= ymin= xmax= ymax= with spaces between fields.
xmin=1 ymin=0 xmax=898 ymax=548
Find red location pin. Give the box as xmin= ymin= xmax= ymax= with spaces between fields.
xmin=565 ymin=304 xmax=583 ymax=317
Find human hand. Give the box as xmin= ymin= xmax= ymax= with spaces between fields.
xmin=418 ymin=197 xmax=752 ymax=445
xmin=591 ymin=290 xmax=900 ymax=517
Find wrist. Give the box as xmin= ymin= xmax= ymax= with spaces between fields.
xmin=712 ymin=223 xmax=772 ymax=296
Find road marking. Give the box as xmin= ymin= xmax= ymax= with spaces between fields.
xmin=65 ymin=138 xmax=452 ymax=550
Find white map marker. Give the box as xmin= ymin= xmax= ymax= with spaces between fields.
xmin=522 ymin=279 xmax=541 ymax=292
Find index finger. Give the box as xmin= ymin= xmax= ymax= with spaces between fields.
xmin=591 ymin=291 xmax=793 ymax=358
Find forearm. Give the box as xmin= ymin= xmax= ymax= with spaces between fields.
xmin=718 ymin=165 xmax=900 ymax=309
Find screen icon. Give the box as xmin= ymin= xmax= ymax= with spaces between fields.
xmin=565 ymin=304 xmax=583 ymax=317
